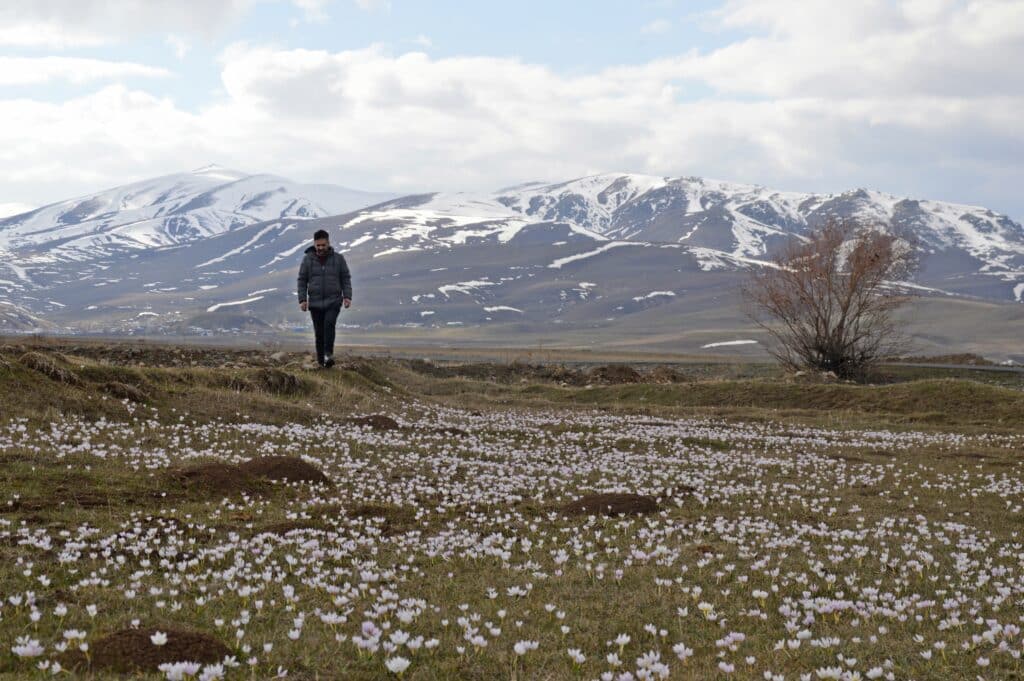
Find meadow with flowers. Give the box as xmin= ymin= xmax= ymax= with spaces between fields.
xmin=2 ymin=343 xmax=1024 ymax=680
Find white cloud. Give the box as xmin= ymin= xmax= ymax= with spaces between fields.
xmin=0 ymin=1 xmax=345 ymax=44
xmin=641 ymin=18 xmax=672 ymax=34
xmin=412 ymin=34 xmax=432 ymax=48
xmin=0 ymin=22 xmax=106 ymax=48
xmin=0 ymin=57 xmax=173 ymax=86
xmin=687 ymin=0 xmax=1024 ymax=98
xmin=0 ymin=1 xmax=255 ymax=46
xmin=1 ymin=2 xmax=1023 ymax=218
xmin=292 ymin=0 xmax=330 ymax=22
xmin=165 ymin=34 xmax=191 ymax=60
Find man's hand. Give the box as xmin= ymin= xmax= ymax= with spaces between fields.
xmin=299 ymin=301 xmax=308 ymax=312
xmin=343 ymin=298 xmax=351 ymax=309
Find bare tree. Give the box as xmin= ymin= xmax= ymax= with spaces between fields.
xmin=743 ymin=219 xmax=917 ymax=380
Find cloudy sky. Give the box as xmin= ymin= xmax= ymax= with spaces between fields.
xmin=1 ymin=0 xmax=1023 ymax=219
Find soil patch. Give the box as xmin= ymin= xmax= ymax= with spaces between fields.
xmin=253 ymin=368 xmax=306 ymax=396
xmin=561 ymin=492 xmax=662 ymax=516
xmin=346 ymin=414 xmax=401 ymax=431
xmin=647 ymin=366 xmax=686 ymax=383
xmin=240 ymin=455 xmax=332 ymax=485
xmin=59 ymin=625 xmax=230 ymax=674
xmin=172 ymin=462 xmax=261 ymax=495
xmin=587 ymin=365 xmax=642 ymax=384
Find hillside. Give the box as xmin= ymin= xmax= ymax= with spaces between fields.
xmin=1 ymin=170 xmax=1021 ymax=358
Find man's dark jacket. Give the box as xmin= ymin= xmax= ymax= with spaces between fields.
xmin=297 ymin=246 xmax=352 ymax=309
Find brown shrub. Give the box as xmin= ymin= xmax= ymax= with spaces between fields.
xmin=59 ymin=626 xmax=231 ymax=674
xmin=561 ymin=492 xmax=661 ymax=516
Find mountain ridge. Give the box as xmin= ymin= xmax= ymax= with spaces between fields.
xmin=0 ymin=168 xmax=1021 ymax=359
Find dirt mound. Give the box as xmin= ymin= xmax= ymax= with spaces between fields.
xmin=18 ymin=351 xmax=81 ymax=385
xmin=346 ymin=414 xmax=401 ymax=431
xmin=172 ymin=462 xmax=260 ymax=495
xmin=59 ymin=625 xmax=231 ymax=674
xmin=587 ymin=365 xmax=642 ymax=384
xmin=253 ymin=368 xmax=306 ymax=395
xmin=100 ymin=381 xmax=149 ymax=402
xmin=646 ymin=366 xmax=686 ymax=384
xmin=240 ymin=456 xmax=331 ymax=485
xmin=562 ymin=492 xmax=661 ymax=516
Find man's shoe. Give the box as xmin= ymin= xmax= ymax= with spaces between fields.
xmin=324 ymin=355 xmax=335 ymax=368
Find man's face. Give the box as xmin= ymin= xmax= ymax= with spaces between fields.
xmin=314 ymin=238 xmax=329 ymax=255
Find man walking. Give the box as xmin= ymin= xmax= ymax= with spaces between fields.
xmin=297 ymin=229 xmax=352 ymax=368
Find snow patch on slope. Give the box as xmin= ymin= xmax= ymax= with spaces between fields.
xmin=206 ymin=296 xmax=264 ymax=312
xmin=548 ymin=242 xmax=643 ymax=269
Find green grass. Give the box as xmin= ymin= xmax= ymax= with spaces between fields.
xmin=2 ymin=342 xmax=1024 ymax=679
xmin=2 ymin=407 xmax=1022 ymax=679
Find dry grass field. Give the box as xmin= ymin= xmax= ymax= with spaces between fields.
xmin=1 ymin=340 xmax=1023 ymax=680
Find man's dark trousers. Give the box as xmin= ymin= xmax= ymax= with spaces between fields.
xmin=309 ymin=303 xmax=342 ymax=365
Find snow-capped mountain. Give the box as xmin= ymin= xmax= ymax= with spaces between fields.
xmin=321 ymin=173 xmax=1024 ymax=300
xmin=0 ymin=170 xmax=1021 ymax=358
xmin=0 ymin=165 xmax=397 ymax=261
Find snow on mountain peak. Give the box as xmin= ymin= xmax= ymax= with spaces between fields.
xmin=0 ymin=168 xmax=396 ymax=259
xmin=191 ymin=164 xmax=248 ymax=182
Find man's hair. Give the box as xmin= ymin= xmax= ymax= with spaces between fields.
xmin=313 ymin=229 xmax=329 ymax=241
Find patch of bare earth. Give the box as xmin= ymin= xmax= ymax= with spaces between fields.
xmin=346 ymin=414 xmax=401 ymax=431
xmin=172 ymin=462 xmax=261 ymax=495
xmin=253 ymin=367 xmax=305 ymax=395
xmin=240 ymin=455 xmax=332 ymax=485
xmin=561 ymin=492 xmax=662 ymax=516
xmin=173 ymin=456 xmax=331 ymax=495
xmin=59 ymin=626 xmax=230 ymax=674
xmin=587 ymin=365 xmax=642 ymax=384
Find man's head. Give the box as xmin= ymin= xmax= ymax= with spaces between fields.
xmin=313 ymin=229 xmax=330 ymax=255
